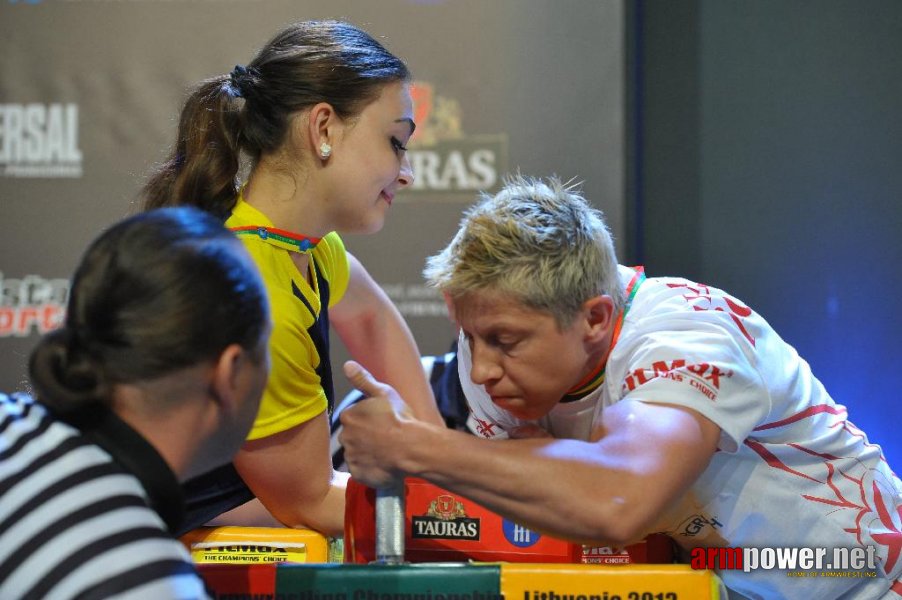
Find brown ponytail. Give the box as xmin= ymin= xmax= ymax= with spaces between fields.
xmin=142 ymin=77 xmax=243 ymax=221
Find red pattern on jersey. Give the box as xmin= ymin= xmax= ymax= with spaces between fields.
xmin=891 ymin=578 xmax=902 ymax=595
xmin=666 ymin=282 xmax=756 ymax=346
xmin=474 ymin=417 xmax=498 ymax=438
xmin=746 ymin=406 xmax=902 ymax=575
xmin=753 ymin=404 xmax=847 ymax=431
xmin=872 ymin=482 xmax=902 ymax=572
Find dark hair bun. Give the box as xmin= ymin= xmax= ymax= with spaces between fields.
xmin=28 ymin=327 xmax=109 ymax=416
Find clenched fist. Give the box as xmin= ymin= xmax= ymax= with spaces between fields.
xmin=339 ymin=361 xmax=417 ymax=489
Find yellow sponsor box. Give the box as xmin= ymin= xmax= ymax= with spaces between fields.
xmin=500 ymin=563 xmax=726 ymax=600
xmin=181 ymin=526 xmax=329 ymax=564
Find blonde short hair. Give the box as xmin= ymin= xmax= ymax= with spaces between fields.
xmin=424 ymin=174 xmax=623 ymax=327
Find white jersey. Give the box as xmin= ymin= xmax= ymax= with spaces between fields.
xmin=459 ymin=265 xmax=902 ymax=599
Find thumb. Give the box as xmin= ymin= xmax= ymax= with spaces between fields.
xmin=343 ymin=360 xmax=385 ymax=397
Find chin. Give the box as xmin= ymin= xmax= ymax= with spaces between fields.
xmin=518 ymin=409 xmax=550 ymax=421
xmin=361 ymin=220 xmax=386 ymax=235
xmin=344 ymin=215 xmax=386 ymax=236
xmin=496 ymin=400 xmax=544 ymax=421
xmin=513 ymin=398 xmax=558 ymax=421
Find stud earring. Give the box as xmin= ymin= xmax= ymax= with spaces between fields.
xmin=319 ymin=142 xmax=332 ymax=159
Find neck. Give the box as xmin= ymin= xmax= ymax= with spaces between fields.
xmin=567 ymin=331 xmax=613 ymax=397
xmin=562 ymin=318 xmax=618 ymax=401
xmin=564 ymin=267 xmax=646 ymax=401
xmin=111 ymin=381 xmax=213 ymax=482
xmin=244 ymin=161 xmax=328 ymax=237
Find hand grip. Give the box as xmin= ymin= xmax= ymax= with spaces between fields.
xmin=373 ymin=480 xmax=406 ymax=564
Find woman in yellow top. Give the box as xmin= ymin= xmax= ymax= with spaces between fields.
xmin=142 ymin=20 xmax=442 ymax=538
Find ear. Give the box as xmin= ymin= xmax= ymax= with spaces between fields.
xmin=306 ymin=102 xmax=339 ymax=157
xmin=582 ymin=295 xmax=616 ymax=343
xmin=209 ymin=343 xmax=246 ymax=415
xmin=442 ymin=292 xmax=457 ymax=323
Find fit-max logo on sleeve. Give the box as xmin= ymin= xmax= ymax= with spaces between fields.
xmin=622 ymin=360 xmax=734 ymax=401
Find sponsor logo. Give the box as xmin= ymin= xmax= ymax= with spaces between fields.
xmin=502 ymin=519 xmax=540 ymax=548
xmin=690 ymin=545 xmax=878 ymax=576
xmin=192 ymin=543 xmax=302 ymax=564
xmin=0 ymin=272 xmax=68 ymax=337
xmin=212 ymin=544 xmax=287 ymax=554
xmin=0 ymin=103 xmax=82 ymax=178
xmin=582 ymin=544 xmax=632 ymax=565
xmin=404 ymin=82 xmax=507 ymax=197
xmin=621 ymin=359 xmax=733 ymax=401
xmin=412 ymin=494 xmax=480 ymax=540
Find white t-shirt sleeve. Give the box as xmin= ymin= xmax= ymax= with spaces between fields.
xmin=608 ymin=317 xmax=771 ymax=453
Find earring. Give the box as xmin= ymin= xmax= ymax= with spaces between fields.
xmin=319 ymin=142 xmax=332 ymax=159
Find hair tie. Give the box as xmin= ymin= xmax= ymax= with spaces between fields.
xmin=229 ymin=64 xmax=252 ymax=99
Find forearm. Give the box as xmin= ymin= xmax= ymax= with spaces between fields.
xmin=276 ymin=470 xmax=349 ymax=538
xmin=340 ymin=370 xmax=719 ymax=546
xmin=337 ymin=376 xmax=647 ymax=544
xmin=235 ymin=414 xmax=349 ymax=539
xmin=398 ymin=423 xmax=655 ymax=545
xmin=206 ymin=497 xmax=284 ymax=528
xmin=339 ymin=305 xmax=442 ymax=425
xmin=332 ymin=255 xmax=442 ymax=425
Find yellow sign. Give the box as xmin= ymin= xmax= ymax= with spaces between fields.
xmin=501 ymin=564 xmax=725 ymax=600
xmin=181 ymin=526 xmax=329 ymax=564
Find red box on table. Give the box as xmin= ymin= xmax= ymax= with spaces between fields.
xmin=344 ymin=477 xmax=673 ymax=564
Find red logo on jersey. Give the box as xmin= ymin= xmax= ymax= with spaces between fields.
xmin=667 ymin=282 xmax=756 ymax=346
xmin=474 ymin=417 xmax=499 ymax=438
xmin=622 ymin=360 xmax=733 ymax=401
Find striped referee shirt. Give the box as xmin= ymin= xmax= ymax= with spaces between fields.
xmin=0 ymin=392 xmax=210 ymax=599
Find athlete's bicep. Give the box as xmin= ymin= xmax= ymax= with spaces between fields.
xmin=588 ymin=399 xmax=720 ymax=524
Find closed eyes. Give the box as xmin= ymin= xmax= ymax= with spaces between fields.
xmin=391 ymin=137 xmax=408 ymax=154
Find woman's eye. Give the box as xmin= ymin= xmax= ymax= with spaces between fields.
xmin=391 ymin=137 xmax=408 ymax=153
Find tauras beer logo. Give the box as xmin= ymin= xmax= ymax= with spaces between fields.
xmin=0 ymin=103 xmax=83 ymax=178
xmin=411 ymin=494 xmax=480 ymax=540
xmin=403 ymin=82 xmax=507 ymax=196
xmin=0 ymin=272 xmax=69 ymax=337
